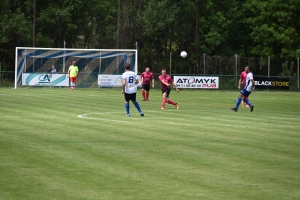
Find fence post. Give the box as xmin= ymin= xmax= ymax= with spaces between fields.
xmin=135 ymin=42 xmax=138 ymax=74
xmin=63 ymin=41 xmax=66 ymax=73
xmin=297 ymin=57 xmax=299 ymax=92
xmin=235 ymin=54 xmax=238 ymax=87
xmin=169 ymin=52 xmax=172 ymax=76
xmin=268 ymin=56 xmax=270 ymax=78
xmin=203 ymin=53 xmax=206 ymax=75
xmin=268 ymin=56 xmax=270 ymax=91
xmin=260 ymin=57 xmax=262 ymax=74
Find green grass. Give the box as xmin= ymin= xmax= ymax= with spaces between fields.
xmin=0 ymin=88 xmax=299 ymax=200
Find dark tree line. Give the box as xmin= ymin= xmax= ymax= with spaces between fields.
xmin=1 ymin=0 xmax=300 ymax=75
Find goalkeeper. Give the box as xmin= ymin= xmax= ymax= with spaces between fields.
xmin=67 ymin=61 xmax=79 ymax=90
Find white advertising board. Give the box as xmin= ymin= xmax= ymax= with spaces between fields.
xmin=22 ymin=73 xmax=69 ymax=86
xmin=174 ymin=76 xmax=219 ymax=89
xmin=98 ymin=75 xmax=141 ymax=87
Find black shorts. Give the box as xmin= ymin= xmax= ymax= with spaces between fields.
xmin=124 ymin=93 xmax=136 ymax=102
xmin=142 ymin=84 xmax=150 ymax=91
xmin=162 ymin=88 xmax=171 ymax=98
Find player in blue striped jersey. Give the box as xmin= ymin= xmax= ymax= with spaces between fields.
xmin=231 ymin=65 xmax=255 ymax=112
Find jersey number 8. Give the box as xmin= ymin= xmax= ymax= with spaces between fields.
xmin=128 ymin=76 xmax=134 ymax=83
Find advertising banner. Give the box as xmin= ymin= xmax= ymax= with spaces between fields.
xmin=174 ymin=76 xmax=219 ymax=89
xmin=98 ymin=75 xmax=141 ymax=87
xmin=254 ymin=77 xmax=290 ymax=90
xmin=22 ymin=73 xmax=69 ymax=86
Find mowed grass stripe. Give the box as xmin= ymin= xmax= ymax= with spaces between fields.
xmin=0 ymin=88 xmax=300 ymax=199
xmin=1 ymin=126 xmax=288 ymax=200
xmin=1 ymin=132 xmax=298 ymax=199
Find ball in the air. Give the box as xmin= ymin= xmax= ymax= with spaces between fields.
xmin=180 ymin=51 xmax=187 ymax=58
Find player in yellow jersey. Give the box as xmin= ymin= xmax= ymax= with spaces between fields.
xmin=67 ymin=61 xmax=79 ymax=90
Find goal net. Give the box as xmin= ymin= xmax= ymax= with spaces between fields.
xmin=15 ymin=47 xmax=137 ymax=89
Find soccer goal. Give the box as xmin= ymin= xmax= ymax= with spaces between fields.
xmin=15 ymin=47 xmax=138 ymax=89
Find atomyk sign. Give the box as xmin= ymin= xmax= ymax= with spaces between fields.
xmin=174 ymin=76 xmax=219 ymax=89
xmin=254 ymin=77 xmax=290 ymax=90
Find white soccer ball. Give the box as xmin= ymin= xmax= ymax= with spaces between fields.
xmin=180 ymin=51 xmax=187 ymax=58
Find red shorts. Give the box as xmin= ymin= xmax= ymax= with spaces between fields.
xmin=70 ymin=77 xmax=77 ymax=82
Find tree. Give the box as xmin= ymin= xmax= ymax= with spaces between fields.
xmin=1 ymin=0 xmax=300 ymax=76
xmin=138 ymin=0 xmax=196 ymax=73
xmin=0 ymin=0 xmax=31 ymax=72
xmin=243 ymin=0 xmax=300 ymax=58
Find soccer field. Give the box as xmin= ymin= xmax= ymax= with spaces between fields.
xmin=0 ymin=88 xmax=299 ymax=200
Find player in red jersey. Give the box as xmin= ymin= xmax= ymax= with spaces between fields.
xmin=238 ymin=66 xmax=249 ymax=107
xmin=140 ymin=67 xmax=154 ymax=101
xmin=158 ymin=68 xmax=179 ymax=110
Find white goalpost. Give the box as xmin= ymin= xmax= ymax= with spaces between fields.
xmin=14 ymin=47 xmax=138 ymax=89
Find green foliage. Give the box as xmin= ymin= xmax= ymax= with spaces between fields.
xmin=243 ymin=0 xmax=300 ymax=58
xmin=141 ymin=0 xmax=178 ymax=37
xmin=296 ymin=49 xmax=300 ymax=58
xmin=200 ymin=1 xmax=228 ymax=54
xmin=0 ymin=8 xmax=30 ymax=45
xmin=1 ymin=0 xmax=300 ymax=73
xmin=0 ymin=4 xmax=31 ymax=71
xmin=278 ymin=61 xmax=296 ymax=77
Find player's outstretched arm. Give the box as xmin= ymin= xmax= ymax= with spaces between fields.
xmin=172 ymin=82 xmax=179 ymax=92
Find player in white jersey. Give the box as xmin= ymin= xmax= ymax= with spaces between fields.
xmin=231 ymin=65 xmax=255 ymax=112
xmin=121 ymin=63 xmax=144 ymax=117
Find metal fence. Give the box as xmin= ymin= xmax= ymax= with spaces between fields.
xmin=141 ymin=54 xmax=299 ymax=77
xmin=1 ymin=55 xmax=299 ymax=91
xmin=1 ymin=72 xmax=298 ymax=91
xmin=199 ymin=55 xmax=299 ymax=77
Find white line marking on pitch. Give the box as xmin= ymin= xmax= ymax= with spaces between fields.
xmin=77 ymin=112 xmax=196 ymax=126
xmin=79 ymin=116 xmax=196 ymax=126
xmin=77 ymin=110 xmax=181 ymax=119
xmin=76 ymin=112 xmax=235 ymax=127
xmin=0 ymin=115 xmax=65 ymax=118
